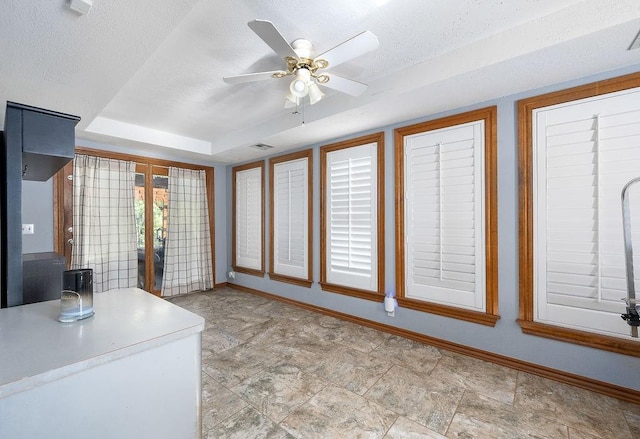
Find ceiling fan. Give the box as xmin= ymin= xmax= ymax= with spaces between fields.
xmin=223 ymin=20 xmax=379 ymax=107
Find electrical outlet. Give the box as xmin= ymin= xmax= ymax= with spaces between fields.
xmin=228 ymin=271 xmax=236 ymax=279
xmin=22 ymin=224 xmax=34 ymax=235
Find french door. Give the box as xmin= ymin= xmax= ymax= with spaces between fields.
xmin=134 ymin=165 xmax=169 ymax=295
xmin=54 ymin=151 xmax=215 ymax=297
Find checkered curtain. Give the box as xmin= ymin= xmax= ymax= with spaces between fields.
xmin=161 ymin=167 xmax=213 ymax=297
xmin=71 ymin=154 xmax=138 ymax=293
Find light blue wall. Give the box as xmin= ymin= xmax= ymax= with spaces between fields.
xmin=226 ymin=64 xmax=640 ymax=391
xmin=22 ymin=179 xmax=54 ymax=253
xmin=213 ymin=159 xmax=228 ymax=285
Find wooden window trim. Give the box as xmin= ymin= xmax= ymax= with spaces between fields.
xmin=232 ymin=160 xmax=265 ymax=277
xmin=395 ymin=106 xmax=499 ymax=326
xmin=53 ymin=147 xmax=215 ymax=296
xmin=268 ymin=149 xmax=313 ymax=287
xmin=518 ymin=71 xmax=640 ymax=356
xmin=320 ymin=132 xmax=385 ymax=301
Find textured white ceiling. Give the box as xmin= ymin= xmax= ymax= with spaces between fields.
xmin=1 ymin=0 xmax=640 ymax=164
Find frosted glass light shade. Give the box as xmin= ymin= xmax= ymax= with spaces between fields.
xmin=289 ymin=68 xmax=311 ymax=98
xmin=308 ymin=82 xmax=324 ymax=105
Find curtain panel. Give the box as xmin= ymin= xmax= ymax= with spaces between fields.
xmin=71 ymin=154 xmax=138 ymax=293
xmin=161 ymin=167 xmax=213 ymax=297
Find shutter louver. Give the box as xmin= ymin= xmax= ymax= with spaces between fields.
xmin=534 ymin=88 xmax=640 ymax=336
xmin=326 ymin=143 xmax=377 ymax=291
xmin=273 ymin=158 xmax=308 ymax=279
xmin=404 ymin=122 xmax=486 ymax=311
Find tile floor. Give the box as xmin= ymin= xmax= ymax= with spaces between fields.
xmin=168 ymin=287 xmax=640 ymax=439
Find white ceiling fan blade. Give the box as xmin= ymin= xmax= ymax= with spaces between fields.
xmin=322 ymin=74 xmax=368 ymax=96
xmin=223 ymin=71 xmax=286 ymax=84
xmin=315 ymin=31 xmax=379 ymax=68
xmin=248 ymin=19 xmax=298 ymax=60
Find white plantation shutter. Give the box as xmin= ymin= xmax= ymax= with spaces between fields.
xmin=273 ymin=157 xmax=308 ymax=279
xmin=326 ymin=143 xmax=378 ymax=291
xmin=404 ymin=121 xmax=486 ymax=311
xmin=534 ymin=87 xmax=640 ymax=338
xmin=235 ymin=166 xmax=262 ymax=271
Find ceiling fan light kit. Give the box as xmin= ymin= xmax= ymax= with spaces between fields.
xmin=223 ymin=20 xmax=379 ymax=107
xmin=290 ymin=68 xmax=311 ymax=98
xmin=307 ymin=82 xmax=325 ymax=105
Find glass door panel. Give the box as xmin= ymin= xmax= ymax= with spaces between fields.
xmin=134 ymin=172 xmax=146 ymax=289
xmin=153 ymin=175 xmax=169 ymax=291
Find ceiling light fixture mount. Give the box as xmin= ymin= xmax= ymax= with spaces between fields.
xmin=69 ymin=0 xmax=93 ymax=15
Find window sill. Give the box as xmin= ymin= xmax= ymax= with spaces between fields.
xmin=268 ymin=273 xmax=312 ymax=288
xmin=397 ymin=297 xmax=500 ymax=327
xmin=319 ymin=282 xmax=383 ymax=302
xmin=233 ymin=267 xmax=264 ymax=277
xmin=517 ymin=320 xmax=640 ymax=357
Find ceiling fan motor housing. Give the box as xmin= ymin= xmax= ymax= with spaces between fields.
xmin=291 ymin=39 xmax=313 ymax=59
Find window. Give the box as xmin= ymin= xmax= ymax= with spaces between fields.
xmin=232 ymin=161 xmax=264 ymax=276
xmin=519 ymin=72 xmax=640 ymax=355
xmin=269 ymin=150 xmax=313 ymax=286
xmin=395 ymin=107 xmax=498 ymax=326
xmin=320 ymin=132 xmax=384 ymax=301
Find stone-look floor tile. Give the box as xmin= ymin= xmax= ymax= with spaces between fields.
xmin=448 ymin=390 xmax=569 ymax=439
xmin=207 ymin=287 xmax=272 ymax=307
xmin=307 ymin=347 xmax=392 ymax=395
xmin=301 ymin=314 xmax=390 ymax=352
xmin=620 ymin=400 xmax=640 ymax=417
xmin=624 ymin=411 xmax=640 ymax=438
xmin=200 ymin=327 xmax=243 ymax=353
xmin=370 ymin=335 xmax=442 ymax=375
xmin=281 ymin=384 xmax=398 ymax=439
xmin=515 ymin=372 xmax=634 ymax=439
xmin=232 ymin=363 xmax=327 ymax=423
xmin=206 ymin=406 xmax=295 ymax=439
xmin=332 ymin=321 xmax=391 ymax=353
xmin=286 ymin=314 xmax=346 ymax=341
xmin=202 ymin=342 xmax=279 ymax=387
xmin=307 ymin=346 xmax=393 ymax=395
xmin=567 ymin=428 xmax=603 ymax=439
xmin=364 ymin=364 xmax=465 ymax=434
xmin=201 ymin=372 xmax=248 ymax=431
xmin=206 ymin=312 xmax=273 ymax=338
xmin=247 ymin=300 xmax=311 ymax=322
xmin=246 ymin=318 xmax=335 ymax=349
xmin=167 ymin=292 xmax=213 ymax=310
xmin=248 ymin=324 xmax=341 ymax=371
xmin=384 ymin=416 xmax=447 ymax=438
xmin=432 ymin=352 xmax=517 ymax=404
xmin=305 ymin=313 xmax=349 ymax=330
xmin=224 ymin=317 xmax=282 ymax=342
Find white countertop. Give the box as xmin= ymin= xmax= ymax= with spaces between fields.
xmin=0 ymin=288 xmax=204 ymax=398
